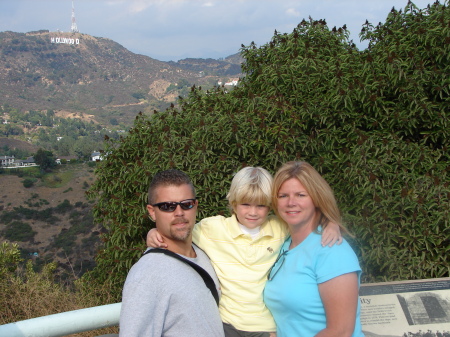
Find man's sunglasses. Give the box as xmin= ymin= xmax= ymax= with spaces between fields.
xmin=151 ymin=199 xmax=197 ymax=212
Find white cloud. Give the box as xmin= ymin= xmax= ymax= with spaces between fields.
xmin=128 ymin=1 xmax=150 ymax=13
xmin=286 ymin=8 xmax=301 ymax=17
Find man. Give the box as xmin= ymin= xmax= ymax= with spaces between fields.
xmin=119 ymin=169 xmax=224 ymax=337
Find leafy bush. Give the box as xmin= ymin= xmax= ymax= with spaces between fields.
xmin=1 ymin=205 xmax=59 ymax=225
xmin=85 ymin=2 xmax=449 ymax=298
xmin=22 ymin=178 xmax=34 ymax=188
xmin=2 ymin=221 xmax=36 ymax=242
xmin=54 ymin=199 xmax=73 ymax=214
xmin=0 ymin=242 xmax=22 ymax=281
xmin=50 ymin=212 xmax=96 ymax=254
xmin=70 ymin=210 xmax=82 ymax=219
xmin=131 ymin=92 xmax=145 ymax=100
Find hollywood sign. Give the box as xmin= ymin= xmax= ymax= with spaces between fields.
xmin=50 ymin=37 xmax=80 ymax=45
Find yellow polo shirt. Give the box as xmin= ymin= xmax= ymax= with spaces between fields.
xmin=192 ymin=214 xmax=289 ymax=332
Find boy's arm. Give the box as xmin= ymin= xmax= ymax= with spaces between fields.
xmin=146 ymin=221 xmax=203 ymax=248
xmin=146 ymin=228 xmax=167 ymax=248
xmin=321 ymin=222 xmax=343 ymax=247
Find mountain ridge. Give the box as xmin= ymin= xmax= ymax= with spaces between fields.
xmin=0 ymin=30 xmax=243 ymax=127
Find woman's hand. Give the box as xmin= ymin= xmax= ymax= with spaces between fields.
xmin=146 ymin=228 xmax=167 ymax=248
xmin=321 ymin=223 xmax=343 ymax=247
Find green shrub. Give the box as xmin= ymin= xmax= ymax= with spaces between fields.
xmin=85 ymin=2 xmax=450 ymax=298
xmin=131 ymin=92 xmax=145 ymax=100
xmin=69 ymin=210 xmax=82 ymax=219
xmin=1 ymin=206 xmax=59 ymax=225
xmin=2 ymin=221 xmax=36 ymax=242
xmin=52 ymin=230 xmax=77 ymax=253
xmin=0 ymin=242 xmax=22 ymax=278
xmin=22 ymin=178 xmax=34 ymax=188
xmin=54 ymin=199 xmax=73 ymax=214
xmin=50 ymin=212 xmax=95 ymax=254
xmin=0 ymin=210 xmax=16 ymax=224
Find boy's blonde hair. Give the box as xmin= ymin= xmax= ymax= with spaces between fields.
xmin=227 ymin=167 xmax=273 ymax=212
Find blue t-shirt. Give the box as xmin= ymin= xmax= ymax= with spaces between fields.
xmin=264 ymin=229 xmax=365 ymax=337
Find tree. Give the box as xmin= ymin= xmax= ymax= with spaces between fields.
xmin=73 ymin=137 xmax=97 ymax=160
xmin=177 ymin=78 xmax=190 ymax=89
xmin=84 ymin=2 xmax=450 ymax=299
xmin=2 ymin=125 xmax=23 ymax=137
xmin=55 ymin=137 xmax=75 ymax=157
xmin=42 ymin=110 xmax=55 ymax=127
xmin=34 ymin=149 xmax=56 ymax=171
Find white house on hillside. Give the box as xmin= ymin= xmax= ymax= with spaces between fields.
xmin=0 ymin=156 xmax=36 ymax=167
xmin=91 ymin=151 xmax=102 ymax=161
xmin=0 ymin=156 xmax=15 ymax=166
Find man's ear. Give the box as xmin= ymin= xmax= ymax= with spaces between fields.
xmin=147 ymin=204 xmax=156 ymax=222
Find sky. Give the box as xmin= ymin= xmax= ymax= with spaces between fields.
xmin=0 ymin=0 xmax=436 ymax=62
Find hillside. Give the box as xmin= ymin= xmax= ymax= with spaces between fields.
xmin=0 ymin=30 xmax=243 ymax=127
xmin=0 ymin=164 xmax=102 ymax=279
xmin=168 ymin=55 xmax=243 ymax=75
xmin=0 ymin=137 xmax=40 ymax=154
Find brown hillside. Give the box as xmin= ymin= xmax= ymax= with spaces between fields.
xmin=0 ymin=137 xmax=40 ymax=153
xmin=0 ymin=163 xmax=103 ymax=277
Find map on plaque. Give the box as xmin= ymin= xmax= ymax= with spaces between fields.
xmin=359 ymin=278 xmax=450 ymax=337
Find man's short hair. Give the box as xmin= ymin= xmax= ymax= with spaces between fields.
xmin=148 ymin=169 xmax=196 ymax=204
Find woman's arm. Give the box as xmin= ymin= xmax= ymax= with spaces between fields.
xmin=321 ymin=223 xmax=343 ymax=247
xmin=315 ymin=272 xmax=359 ymax=337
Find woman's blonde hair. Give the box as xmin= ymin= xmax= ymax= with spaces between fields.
xmin=272 ymin=161 xmax=349 ymax=235
xmin=227 ymin=167 xmax=273 ymax=212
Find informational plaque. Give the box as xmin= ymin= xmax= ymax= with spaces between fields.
xmin=360 ymin=278 xmax=450 ymax=337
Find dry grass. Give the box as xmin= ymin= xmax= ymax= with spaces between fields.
xmin=0 ymin=258 xmax=119 ymax=336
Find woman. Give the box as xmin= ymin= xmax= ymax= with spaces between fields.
xmin=264 ymin=161 xmax=364 ymax=337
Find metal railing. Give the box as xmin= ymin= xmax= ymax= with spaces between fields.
xmin=0 ymin=303 xmax=121 ymax=337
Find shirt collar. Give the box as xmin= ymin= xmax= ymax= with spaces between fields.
xmin=228 ymin=214 xmax=275 ymax=239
